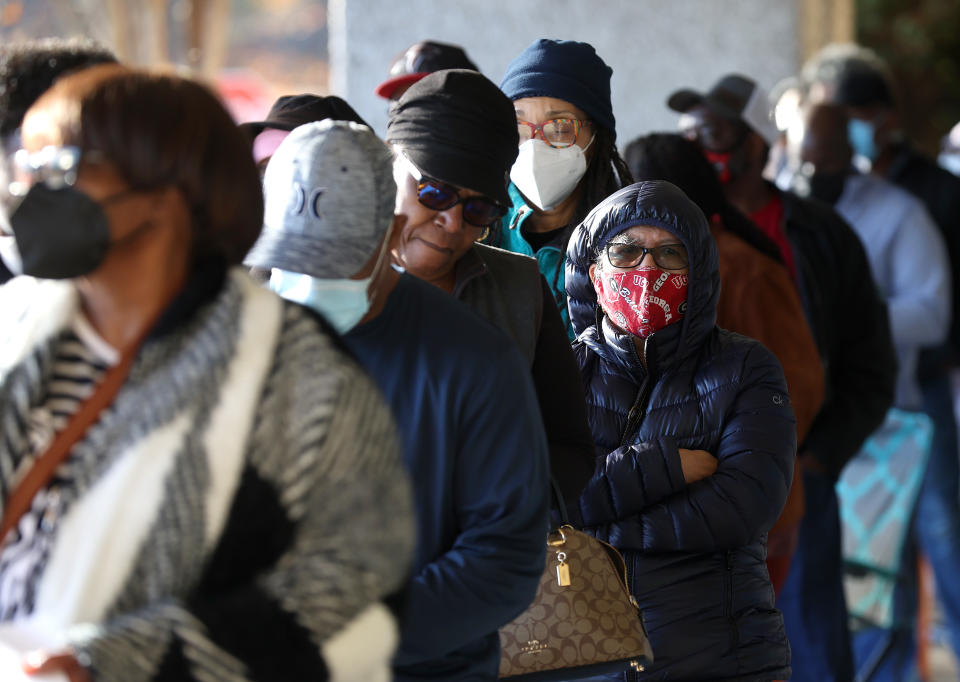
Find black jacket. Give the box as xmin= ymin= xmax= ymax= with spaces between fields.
xmin=779 ymin=188 xmax=896 ymax=478
xmin=453 ymin=244 xmax=595 ymax=513
xmin=567 ymin=181 xmax=795 ymax=681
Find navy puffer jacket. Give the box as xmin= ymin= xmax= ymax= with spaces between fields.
xmin=567 ymin=181 xmax=795 ymax=681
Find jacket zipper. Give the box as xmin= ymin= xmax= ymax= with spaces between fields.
xmin=620 ymin=339 xmax=653 ymax=682
xmin=619 ymin=338 xmax=653 ymax=448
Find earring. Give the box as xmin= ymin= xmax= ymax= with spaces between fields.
xmin=478 ymin=227 xmax=490 ymax=242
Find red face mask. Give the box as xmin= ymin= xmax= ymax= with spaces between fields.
xmin=703 ymin=149 xmax=734 ymax=184
xmin=594 ymin=267 xmax=689 ymax=338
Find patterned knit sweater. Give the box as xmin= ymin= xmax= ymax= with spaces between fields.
xmin=0 ymin=268 xmax=415 ymax=681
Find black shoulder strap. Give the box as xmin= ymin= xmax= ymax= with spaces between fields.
xmin=551 ymin=477 xmax=571 ymax=527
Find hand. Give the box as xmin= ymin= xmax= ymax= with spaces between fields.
xmin=678 ymin=448 xmax=717 ymax=484
xmin=22 ymin=651 xmax=91 ymax=682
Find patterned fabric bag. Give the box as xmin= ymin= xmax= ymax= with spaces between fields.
xmin=498 ymin=483 xmax=653 ymax=680
xmin=836 ymin=408 xmax=933 ymax=629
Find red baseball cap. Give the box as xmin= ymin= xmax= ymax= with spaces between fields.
xmin=375 ymin=41 xmax=479 ymax=100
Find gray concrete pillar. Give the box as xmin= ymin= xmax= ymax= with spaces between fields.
xmin=328 ymin=0 xmax=846 ymax=146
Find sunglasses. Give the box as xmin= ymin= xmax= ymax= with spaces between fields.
xmin=7 ymin=146 xmax=82 ymax=197
xmin=401 ymin=152 xmax=505 ymax=228
xmin=415 ymin=178 xmax=506 ymax=228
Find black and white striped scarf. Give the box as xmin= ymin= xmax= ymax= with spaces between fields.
xmin=0 ymin=269 xmax=414 ymax=682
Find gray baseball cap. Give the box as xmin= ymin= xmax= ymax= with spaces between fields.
xmin=668 ymin=74 xmax=779 ymax=145
xmin=245 ymin=119 xmax=396 ymax=279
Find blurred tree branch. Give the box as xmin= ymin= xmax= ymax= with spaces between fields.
xmin=858 ymin=0 xmax=960 ymax=153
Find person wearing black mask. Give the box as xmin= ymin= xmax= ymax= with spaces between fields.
xmin=799 ymin=104 xmax=949 ymax=412
xmin=801 ymin=101 xmax=956 ymax=679
xmin=0 ymin=65 xmax=415 ymax=682
xmin=669 ymin=73 xmax=896 ymax=682
xmin=807 ymin=49 xmax=960 ymax=674
xmin=791 ymin=103 xmax=854 ymax=204
xmin=0 ymin=37 xmax=117 ymax=284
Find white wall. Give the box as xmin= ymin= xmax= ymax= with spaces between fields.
xmin=329 ymin=0 xmax=802 ymax=148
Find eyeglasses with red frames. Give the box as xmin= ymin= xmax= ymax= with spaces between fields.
xmin=517 ymin=118 xmax=593 ymax=149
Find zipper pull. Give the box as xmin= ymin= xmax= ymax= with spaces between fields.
xmin=510 ymin=208 xmax=526 ymax=230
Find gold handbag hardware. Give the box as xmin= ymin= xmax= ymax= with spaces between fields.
xmin=498 ymin=480 xmax=654 ymax=679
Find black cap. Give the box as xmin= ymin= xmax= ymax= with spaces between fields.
xmin=239 ymin=94 xmax=369 ymax=140
xmin=833 ymin=66 xmax=895 ymax=108
xmin=667 ymin=74 xmax=776 ymax=144
xmin=375 ymin=41 xmax=478 ymax=100
xmin=387 ymin=69 xmax=517 ymax=207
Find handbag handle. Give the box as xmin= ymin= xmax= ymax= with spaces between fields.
xmin=0 ymin=335 xmax=141 ymax=543
xmin=550 ymin=477 xmax=571 ymax=527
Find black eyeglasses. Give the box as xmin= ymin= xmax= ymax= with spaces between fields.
xmin=604 ymin=241 xmax=688 ymax=270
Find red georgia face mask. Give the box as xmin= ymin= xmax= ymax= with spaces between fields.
xmin=594 ymin=267 xmax=689 ymax=338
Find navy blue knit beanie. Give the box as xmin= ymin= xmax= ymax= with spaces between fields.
xmin=500 ymin=39 xmax=615 ymax=132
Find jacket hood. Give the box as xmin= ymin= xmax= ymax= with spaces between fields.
xmin=566 ymin=180 xmax=719 ymax=368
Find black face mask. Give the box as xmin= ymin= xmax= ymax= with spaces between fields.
xmin=10 ymin=183 xmax=134 ymax=280
xmin=808 ymin=170 xmax=848 ymax=206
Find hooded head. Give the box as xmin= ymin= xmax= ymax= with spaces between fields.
xmin=566 ymin=180 xmax=719 ymax=364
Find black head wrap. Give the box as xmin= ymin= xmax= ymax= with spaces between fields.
xmin=386 ymin=69 xmax=519 ymax=206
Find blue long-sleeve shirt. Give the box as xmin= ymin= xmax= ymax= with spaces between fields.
xmin=344 ymin=273 xmax=550 ymax=682
xmin=835 ymin=172 xmax=952 ymax=409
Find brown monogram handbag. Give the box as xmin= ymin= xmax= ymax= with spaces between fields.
xmin=498 ymin=483 xmax=653 ymax=680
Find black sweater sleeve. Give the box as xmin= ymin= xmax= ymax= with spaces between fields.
xmin=531 ymin=276 xmax=596 ymax=517
xmin=790 ymin=198 xmax=897 ymax=478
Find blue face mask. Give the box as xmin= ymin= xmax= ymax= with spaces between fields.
xmin=939 ymin=152 xmax=960 ymax=177
xmin=269 ymin=269 xmax=372 ymax=334
xmin=848 ymin=119 xmax=879 ymax=162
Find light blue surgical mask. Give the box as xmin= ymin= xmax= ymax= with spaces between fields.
xmin=848 ymin=118 xmax=879 ymax=162
xmin=939 ymin=152 xmax=960 ymax=177
xmin=269 ymin=268 xmax=372 ymax=334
